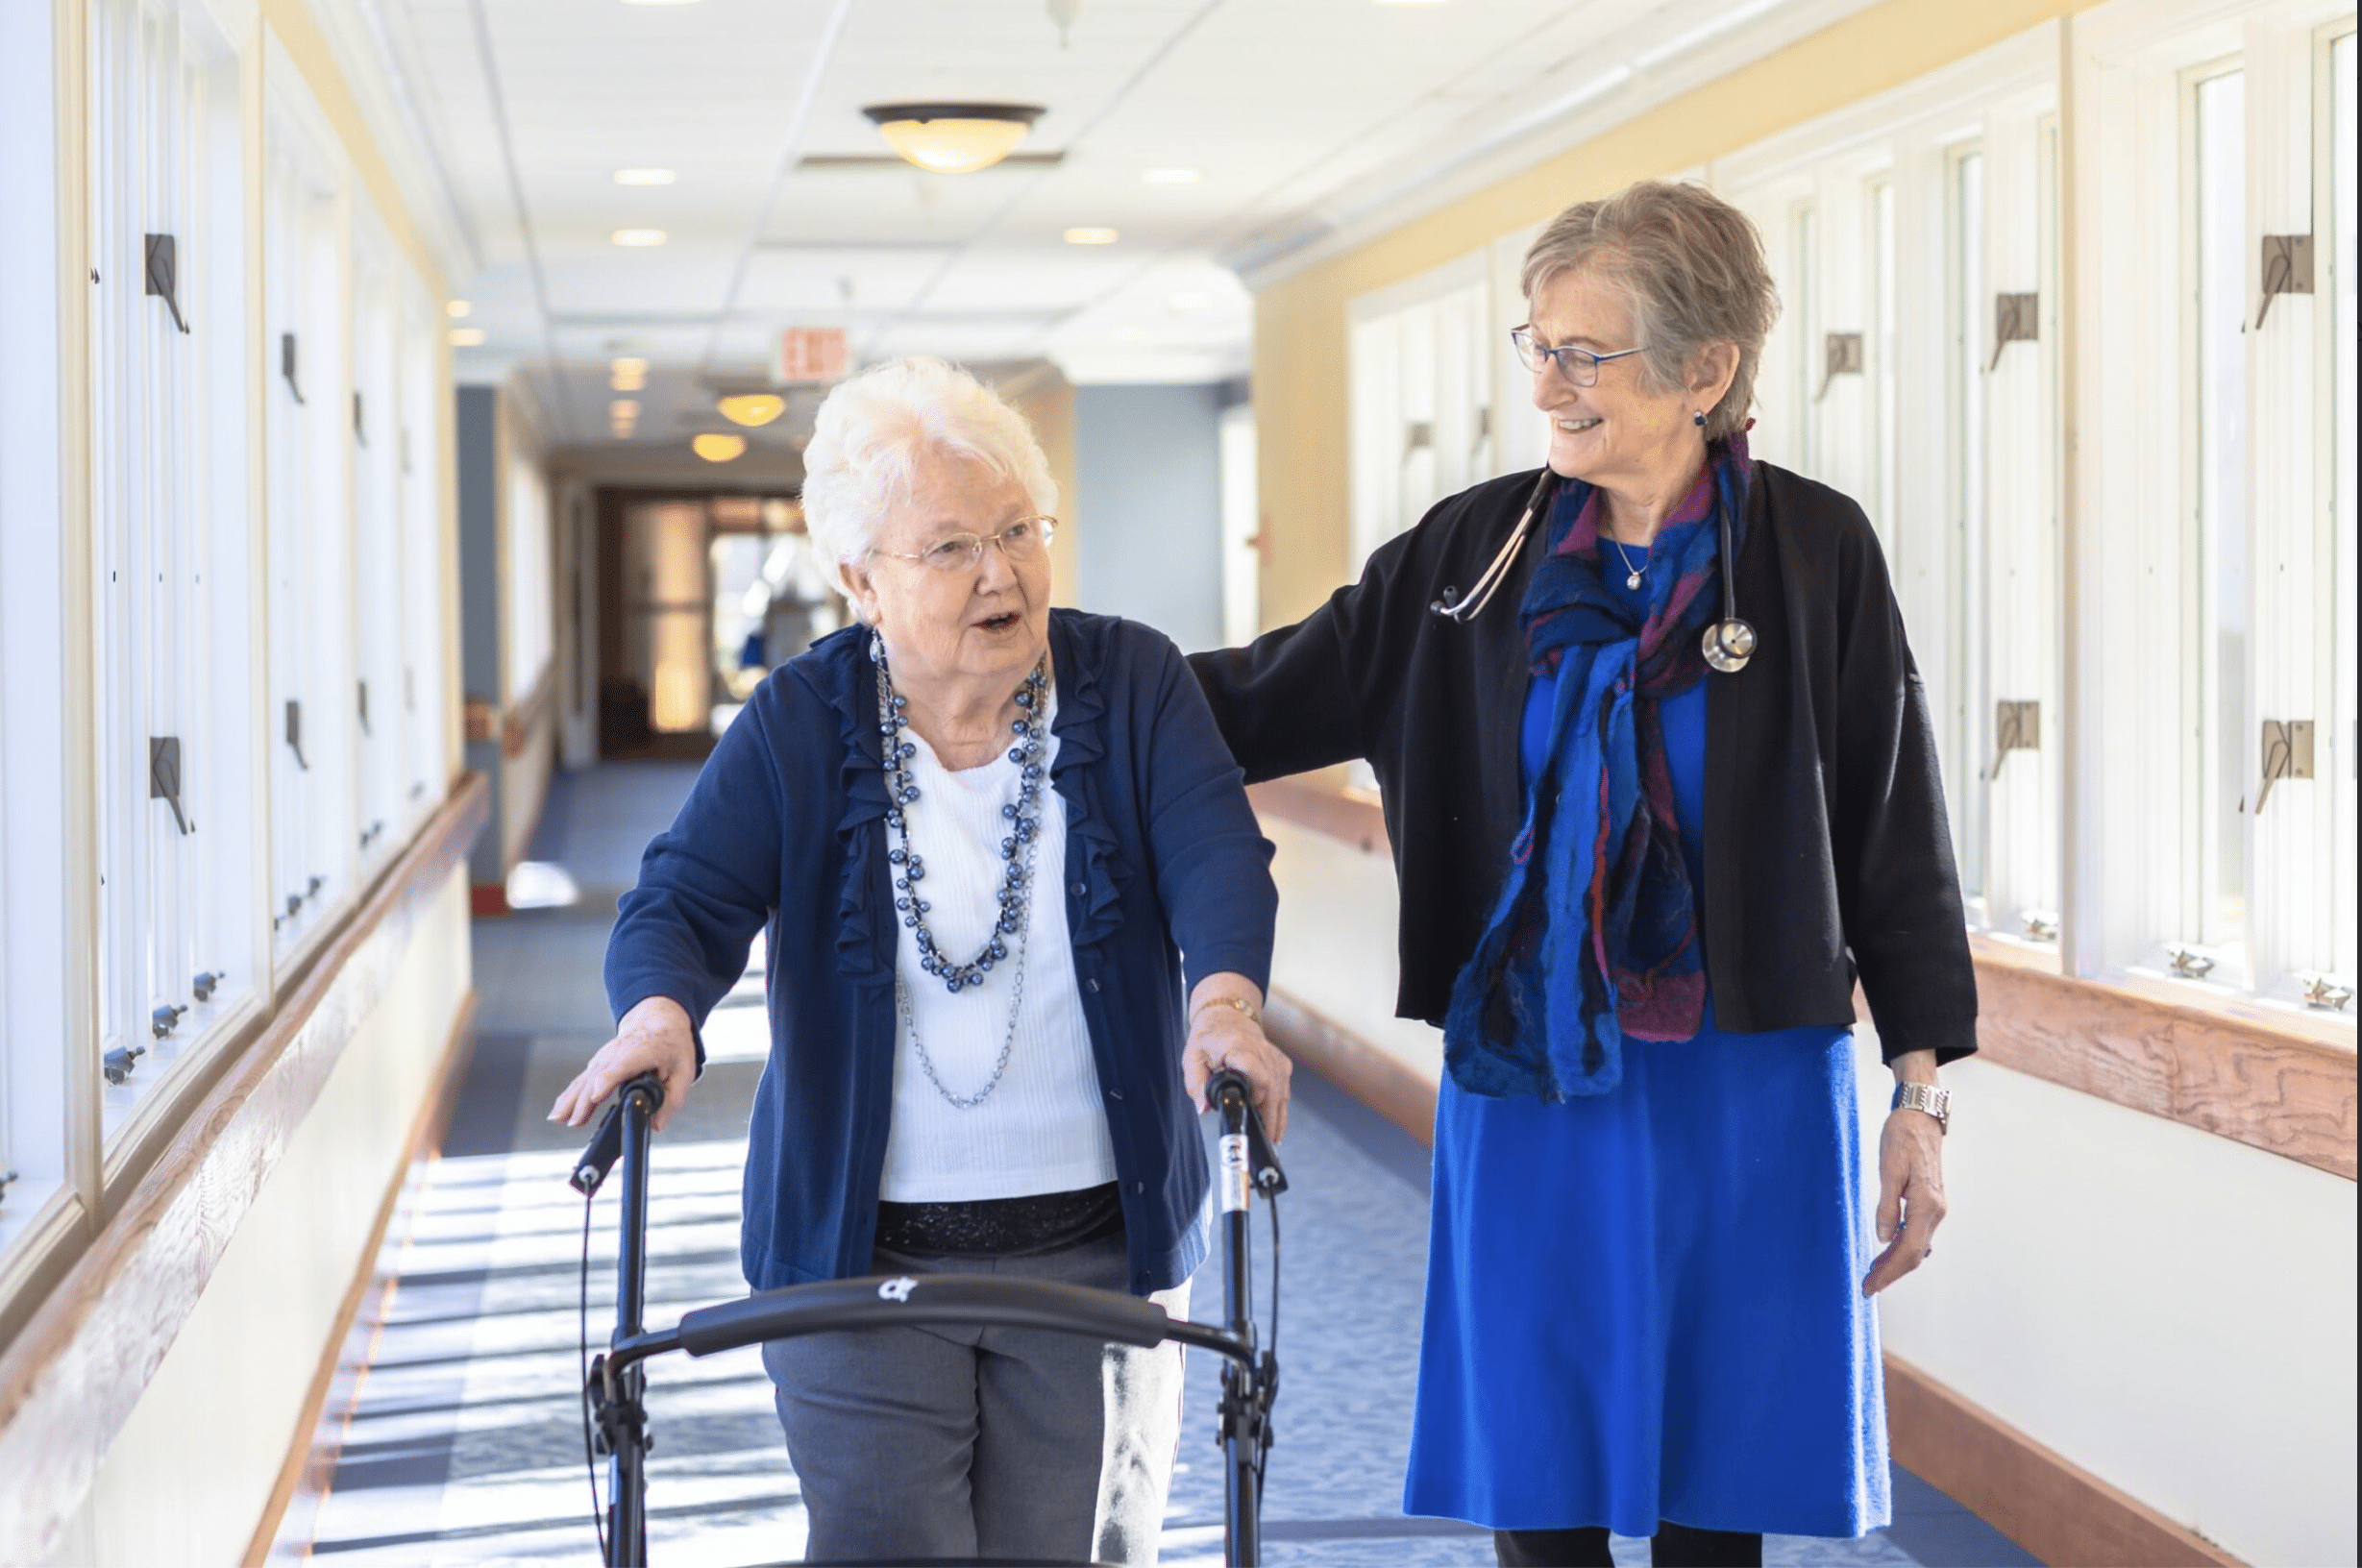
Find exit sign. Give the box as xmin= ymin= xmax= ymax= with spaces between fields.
xmin=777 ymin=328 xmax=849 ymax=384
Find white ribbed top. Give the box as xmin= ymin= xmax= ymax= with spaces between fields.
xmin=877 ymin=687 xmax=1118 ymax=1203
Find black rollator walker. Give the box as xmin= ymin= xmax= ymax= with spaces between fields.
xmin=570 ymin=1067 xmax=1289 ymax=1567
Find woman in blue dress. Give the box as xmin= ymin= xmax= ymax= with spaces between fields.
xmin=1191 ymin=181 xmax=1977 ymax=1567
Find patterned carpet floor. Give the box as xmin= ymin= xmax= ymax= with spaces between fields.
xmin=285 ymin=763 xmax=2034 ymax=1568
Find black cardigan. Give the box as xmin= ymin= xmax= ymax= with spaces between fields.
xmin=1188 ymin=462 xmax=1978 ymax=1066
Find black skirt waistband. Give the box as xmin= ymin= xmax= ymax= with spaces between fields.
xmin=873 ymin=1181 xmax=1124 ymax=1259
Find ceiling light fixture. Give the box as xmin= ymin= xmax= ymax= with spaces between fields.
xmin=693 ymin=432 xmax=747 ymax=462
xmin=1064 ymin=226 xmax=1119 ymax=245
xmin=611 ymin=228 xmax=668 ymax=247
xmin=1144 ymin=167 xmax=1201 ymax=184
xmin=717 ymin=393 xmax=786 ymax=428
xmin=620 ymin=0 xmax=701 ymax=7
xmin=613 ymin=168 xmax=677 ymax=185
xmin=449 ymin=327 xmax=486 ymax=347
xmin=446 ymin=299 xmax=472 ymax=318
xmin=862 ymin=102 xmax=1045 ymax=174
xmin=610 ymin=400 xmax=640 ymax=420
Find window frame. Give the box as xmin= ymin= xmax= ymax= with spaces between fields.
xmin=85 ymin=0 xmax=267 ymax=1166
xmin=260 ymin=59 xmax=356 ymax=975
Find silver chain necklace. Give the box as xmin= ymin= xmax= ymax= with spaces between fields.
xmin=873 ymin=633 xmax=1049 ymax=1109
xmin=1611 ymin=536 xmax=1649 ymax=591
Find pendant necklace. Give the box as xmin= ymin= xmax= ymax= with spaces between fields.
xmin=873 ymin=631 xmax=1051 ymax=1109
xmin=1612 ymin=536 xmax=1649 ymax=591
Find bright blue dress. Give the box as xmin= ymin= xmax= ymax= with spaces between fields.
xmin=1402 ymin=547 xmax=1891 ymax=1540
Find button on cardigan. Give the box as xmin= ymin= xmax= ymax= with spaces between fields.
xmin=605 ymin=610 xmax=1278 ymax=1295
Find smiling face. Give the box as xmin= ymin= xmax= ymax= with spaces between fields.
xmin=841 ymin=448 xmax=1053 ymax=701
xmin=1527 ymin=265 xmax=1723 ymax=497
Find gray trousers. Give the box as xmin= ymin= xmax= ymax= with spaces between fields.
xmin=761 ymin=1231 xmax=1190 ymax=1565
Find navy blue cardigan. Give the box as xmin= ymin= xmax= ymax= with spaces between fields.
xmin=604 ymin=609 xmax=1278 ymax=1296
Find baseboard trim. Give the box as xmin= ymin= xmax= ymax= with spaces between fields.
xmin=1884 ymin=1354 xmax=2241 ymax=1567
xmin=241 ymin=988 xmax=481 ymax=1567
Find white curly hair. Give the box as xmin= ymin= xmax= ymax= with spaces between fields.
xmin=799 ymin=356 xmax=1058 ymax=596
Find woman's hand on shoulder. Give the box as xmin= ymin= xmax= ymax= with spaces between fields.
xmin=550 ymin=994 xmax=700 ymax=1135
xmin=1180 ymin=978 xmax=1292 ymax=1143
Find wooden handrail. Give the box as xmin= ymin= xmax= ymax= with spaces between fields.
xmin=1249 ymin=777 xmax=2356 ymax=1181
xmin=0 ymin=773 xmax=488 ymax=1565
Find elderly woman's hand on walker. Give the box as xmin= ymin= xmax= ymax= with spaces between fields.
xmin=1180 ymin=979 xmax=1292 ymax=1143
xmin=550 ymin=994 xmax=700 ymax=1135
xmin=1862 ymin=1048 xmax=1948 ymax=1295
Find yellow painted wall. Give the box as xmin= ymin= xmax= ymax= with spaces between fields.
xmin=1251 ymin=0 xmax=2097 ymax=628
xmin=1000 ymin=366 xmax=1082 ymax=609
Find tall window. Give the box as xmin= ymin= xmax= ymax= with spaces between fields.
xmin=1792 ymin=205 xmax=1820 ymax=474
xmin=1949 ymin=148 xmax=1988 ymax=905
xmin=506 ymin=454 xmax=554 ymax=708
xmin=353 ymin=224 xmax=404 ymax=881
xmin=2332 ymin=30 xmax=2358 ymax=991
xmin=88 ymin=0 xmax=257 ymax=1138
xmin=400 ymin=294 xmax=449 ymax=826
xmin=1870 ymin=179 xmax=1899 ymax=565
xmin=264 ymin=116 xmax=353 ymax=965
xmin=2191 ymin=66 xmax=2248 ymax=964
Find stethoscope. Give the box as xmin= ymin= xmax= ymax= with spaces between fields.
xmin=1427 ymin=464 xmax=1757 ymax=674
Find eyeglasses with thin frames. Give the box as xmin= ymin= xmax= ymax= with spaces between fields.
xmin=1509 ymin=326 xmax=1647 ymax=387
xmin=871 ymin=515 xmax=1058 ymax=576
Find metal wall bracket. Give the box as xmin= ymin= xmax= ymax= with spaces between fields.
xmin=2020 ymin=908 xmax=2059 ymax=942
xmin=2253 ymin=719 xmax=2314 ymax=814
xmin=1988 ymin=699 xmax=2039 ymax=778
xmin=2299 ymin=973 xmax=2353 ymax=1012
xmin=143 ymin=233 xmax=190 ymax=333
xmin=1814 ymin=331 xmax=1863 ymax=404
xmin=1402 ymin=420 xmax=1434 ymax=455
xmin=2252 ymin=234 xmax=2314 ymax=330
xmin=285 ymin=699 xmax=309 ymax=771
xmin=2166 ymin=943 xmax=2218 ymax=980
xmin=1986 ymin=292 xmax=2038 ymax=373
xmin=354 ymin=390 xmax=367 ymax=446
xmin=282 ymin=332 xmax=306 ymax=404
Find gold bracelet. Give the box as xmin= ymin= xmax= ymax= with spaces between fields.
xmin=1191 ymin=995 xmax=1262 ymax=1029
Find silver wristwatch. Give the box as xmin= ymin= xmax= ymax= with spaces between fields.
xmin=1891 ymin=1081 xmax=1950 ymax=1133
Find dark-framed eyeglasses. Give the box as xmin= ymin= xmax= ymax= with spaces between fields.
xmin=1509 ymin=326 xmax=1647 ymax=387
xmin=872 ymin=514 xmax=1057 ymax=576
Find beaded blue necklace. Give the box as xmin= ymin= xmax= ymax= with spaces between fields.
xmin=872 ymin=631 xmax=1051 ymax=1108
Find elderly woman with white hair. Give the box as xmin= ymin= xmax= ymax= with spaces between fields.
xmin=1192 ymin=181 xmax=1978 ymax=1566
xmin=553 ymin=355 xmax=1291 ymax=1565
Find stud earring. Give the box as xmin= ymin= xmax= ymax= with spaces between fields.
xmin=1692 ymin=410 xmax=1707 ymax=428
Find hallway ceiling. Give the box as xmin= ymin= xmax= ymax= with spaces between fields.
xmin=343 ymin=0 xmax=1847 ymax=453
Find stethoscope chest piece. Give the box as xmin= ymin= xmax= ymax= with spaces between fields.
xmin=1702 ymin=618 xmax=1757 ymax=674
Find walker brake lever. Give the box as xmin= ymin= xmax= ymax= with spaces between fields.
xmin=1206 ymin=1068 xmax=1289 ymax=1196
xmin=569 ymin=1072 xmax=667 ymax=1197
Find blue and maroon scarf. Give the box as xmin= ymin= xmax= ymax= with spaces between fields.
xmin=1442 ymin=433 xmax=1752 ymax=1101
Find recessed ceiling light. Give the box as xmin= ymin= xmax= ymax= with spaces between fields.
xmin=610 ymin=400 xmax=640 ymax=419
xmin=1143 ymin=168 xmax=1201 ymax=184
xmin=446 ymin=299 xmax=472 ymax=318
xmin=620 ymin=0 xmax=700 ymax=7
xmin=612 ymin=374 xmax=646 ymax=393
xmin=1373 ymin=1 xmax=1448 ymax=6
xmin=449 ymin=327 xmax=485 ymax=347
xmin=611 ymin=356 xmax=649 ymax=374
xmin=1064 ymin=227 xmax=1119 ymax=246
xmin=718 ymin=393 xmax=786 ymax=428
xmin=693 ymin=432 xmax=747 ymax=462
xmin=611 ymin=228 xmax=667 ymax=247
xmin=613 ymin=168 xmax=677 ymax=185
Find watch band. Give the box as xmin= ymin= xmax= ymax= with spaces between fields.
xmin=1891 ymin=1081 xmax=1951 ymax=1132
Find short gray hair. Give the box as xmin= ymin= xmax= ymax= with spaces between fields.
xmin=1520 ymin=180 xmax=1779 ymax=441
xmin=800 ymin=356 xmax=1058 ymax=585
